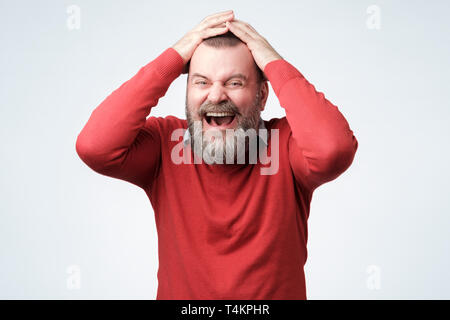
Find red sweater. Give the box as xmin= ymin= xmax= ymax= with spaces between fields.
xmin=76 ymin=48 xmax=358 ymax=300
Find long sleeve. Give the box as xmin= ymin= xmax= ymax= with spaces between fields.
xmin=75 ymin=48 xmax=184 ymax=189
xmin=264 ymin=59 xmax=358 ymax=191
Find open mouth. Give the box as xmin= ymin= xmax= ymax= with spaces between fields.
xmin=204 ymin=112 xmax=236 ymax=127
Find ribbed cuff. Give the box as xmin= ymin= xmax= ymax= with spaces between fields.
xmin=264 ymin=59 xmax=304 ymax=97
xmin=152 ymin=47 xmax=185 ymax=81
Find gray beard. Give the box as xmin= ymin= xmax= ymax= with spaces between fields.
xmin=186 ymin=91 xmax=262 ymax=165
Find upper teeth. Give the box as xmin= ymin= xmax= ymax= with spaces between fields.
xmin=205 ymin=112 xmax=234 ymax=117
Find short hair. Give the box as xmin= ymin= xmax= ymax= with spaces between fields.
xmin=187 ymin=31 xmax=266 ymax=83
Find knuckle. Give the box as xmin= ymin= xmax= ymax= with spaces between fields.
xmin=197 ymin=30 xmax=206 ymax=39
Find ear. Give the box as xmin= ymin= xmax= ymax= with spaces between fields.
xmin=259 ymin=81 xmax=269 ymax=112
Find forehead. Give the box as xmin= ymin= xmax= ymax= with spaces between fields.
xmin=189 ymin=42 xmax=257 ymax=80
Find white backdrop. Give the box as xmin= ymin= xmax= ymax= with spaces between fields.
xmin=1 ymin=0 xmax=449 ymax=299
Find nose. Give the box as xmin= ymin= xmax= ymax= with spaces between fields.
xmin=207 ymin=81 xmax=229 ymax=104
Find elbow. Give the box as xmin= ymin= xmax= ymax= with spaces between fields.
xmin=327 ymin=134 xmax=358 ymax=177
xmin=75 ymin=132 xmax=126 ymax=174
xmin=75 ymin=133 xmax=107 ymax=172
xmin=75 ymin=133 xmax=94 ymax=167
xmin=314 ymin=134 xmax=357 ymax=181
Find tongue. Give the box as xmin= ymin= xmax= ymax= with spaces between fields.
xmin=212 ymin=116 xmax=233 ymax=126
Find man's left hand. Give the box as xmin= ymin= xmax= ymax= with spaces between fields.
xmin=226 ymin=19 xmax=283 ymax=72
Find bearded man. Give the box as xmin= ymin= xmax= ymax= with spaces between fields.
xmin=183 ymin=33 xmax=269 ymax=166
xmin=76 ymin=10 xmax=358 ymax=300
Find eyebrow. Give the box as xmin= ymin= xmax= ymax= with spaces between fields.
xmin=190 ymin=73 xmax=248 ymax=81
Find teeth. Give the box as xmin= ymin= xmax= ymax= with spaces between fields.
xmin=205 ymin=112 xmax=234 ymax=117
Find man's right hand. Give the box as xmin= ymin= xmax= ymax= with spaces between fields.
xmin=172 ymin=10 xmax=235 ymax=74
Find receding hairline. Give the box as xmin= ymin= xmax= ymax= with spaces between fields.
xmin=187 ymin=31 xmax=266 ymax=82
xmin=201 ymin=31 xmax=245 ymax=48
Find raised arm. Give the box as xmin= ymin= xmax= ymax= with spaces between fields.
xmin=76 ymin=10 xmax=236 ymax=189
xmin=75 ymin=48 xmax=184 ymax=189
xmin=227 ymin=19 xmax=358 ymax=191
xmin=265 ymin=60 xmax=358 ymax=191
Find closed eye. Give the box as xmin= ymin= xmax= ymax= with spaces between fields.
xmin=192 ymin=79 xmax=244 ymax=88
xmin=227 ymin=81 xmax=243 ymax=87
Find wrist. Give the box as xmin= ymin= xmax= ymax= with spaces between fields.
xmin=262 ymin=54 xmax=283 ymax=71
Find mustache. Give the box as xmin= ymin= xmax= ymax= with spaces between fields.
xmin=198 ymin=101 xmax=241 ymax=118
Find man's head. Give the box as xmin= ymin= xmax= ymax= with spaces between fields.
xmin=185 ymin=31 xmax=269 ymax=164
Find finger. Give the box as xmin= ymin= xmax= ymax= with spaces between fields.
xmin=202 ymin=11 xmax=234 ymax=28
xmin=201 ymin=25 xmax=229 ymax=39
xmin=206 ymin=9 xmax=233 ymax=19
xmin=196 ymin=21 xmax=227 ymax=36
xmin=196 ymin=16 xmax=232 ymax=33
xmin=229 ymin=19 xmax=260 ymax=39
xmin=226 ymin=21 xmax=254 ymax=43
xmin=202 ymin=10 xmax=233 ymax=23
